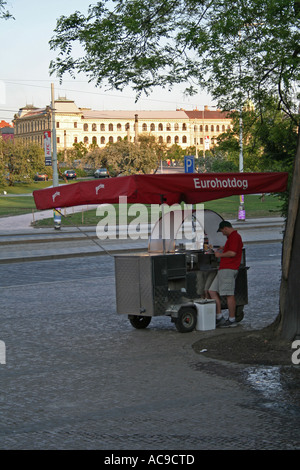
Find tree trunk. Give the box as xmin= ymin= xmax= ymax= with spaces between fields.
xmin=276 ymin=131 xmax=300 ymax=341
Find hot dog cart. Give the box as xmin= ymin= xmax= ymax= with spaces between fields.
xmin=32 ymin=171 xmax=287 ymax=333
xmin=114 ymin=209 xmax=249 ymax=332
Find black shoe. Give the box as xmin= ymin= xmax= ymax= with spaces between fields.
xmin=219 ymin=318 xmax=238 ymax=328
xmin=216 ymin=316 xmax=226 ymax=327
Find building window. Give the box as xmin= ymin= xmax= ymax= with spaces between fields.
xmin=100 ymin=123 xmax=105 ymax=131
xmin=92 ymin=123 xmax=97 ymax=131
xmin=205 ymin=125 xmax=209 ymax=132
xmin=211 ymin=125 xmax=214 ymax=131
xmin=74 ymin=122 xmax=77 ymax=128
xmin=142 ymin=123 xmax=147 ymax=131
xmin=167 ymin=136 xmax=171 ymax=143
xmin=158 ymin=136 xmax=163 ymax=143
xmin=117 ymin=123 xmax=122 ymax=131
xmin=150 ymin=123 xmax=155 ymax=131
xmin=174 ymin=123 xmax=179 ymax=131
xmin=182 ymin=123 xmax=187 ymax=131
xmin=182 ymin=136 xmax=187 ymax=143
xmin=216 ymin=125 xmax=220 ymax=132
xmin=84 ymin=123 xmax=88 ymax=131
xmin=74 ymin=137 xmax=78 ymax=143
xmin=92 ymin=136 xmax=97 ymax=145
xmin=222 ymin=125 xmax=225 ymax=131
xmin=200 ymin=125 xmax=203 ymax=132
xmin=125 ymin=122 xmax=130 ymax=130
xmin=166 ymin=123 xmax=171 ymax=131
xmin=175 ymin=135 xmax=179 ymax=143
xmin=158 ymin=123 xmax=163 ymax=131
xmin=57 ymin=137 xmax=60 ymax=143
xmin=101 ymin=136 xmax=105 ymax=144
xmin=109 ymin=136 xmax=114 ymax=143
xmin=56 ymin=122 xmax=60 ymax=128
xmin=84 ymin=136 xmax=89 ymax=144
xmin=109 ymin=123 xmax=113 ymax=131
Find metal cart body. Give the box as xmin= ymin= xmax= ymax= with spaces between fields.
xmin=115 ymin=210 xmax=249 ymax=332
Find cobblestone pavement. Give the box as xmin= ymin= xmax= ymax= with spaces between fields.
xmin=0 ymin=243 xmax=299 ymax=450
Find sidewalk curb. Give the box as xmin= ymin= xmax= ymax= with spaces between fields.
xmin=0 ymin=238 xmax=282 ymax=264
xmin=0 ymin=246 xmax=147 ymax=264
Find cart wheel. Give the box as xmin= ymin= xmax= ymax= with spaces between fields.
xmin=129 ymin=315 xmax=152 ymax=329
xmin=235 ymin=306 xmax=244 ymax=323
xmin=175 ymin=307 xmax=197 ymax=333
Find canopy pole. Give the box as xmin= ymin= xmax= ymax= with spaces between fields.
xmin=160 ymin=195 xmax=166 ymax=254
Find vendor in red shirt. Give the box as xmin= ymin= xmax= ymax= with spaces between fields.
xmin=208 ymin=220 xmax=243 ymax=328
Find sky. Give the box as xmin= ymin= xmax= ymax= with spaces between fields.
xmin=0 ymin=0 xmax=214 ymax=124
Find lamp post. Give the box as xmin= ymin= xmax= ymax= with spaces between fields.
xmin=51 ymin=83 xmax=61 ymax=230
xmin=238 ymin=110 xmax=246 ymax=221
xmin=237 ymin=27 xmax=246 ymax=221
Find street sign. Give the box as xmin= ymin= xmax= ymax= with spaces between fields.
xmin=184 ymin=155 xmax=195 ymax=173
xmin=44 ymin=131 xmax=52 ymax=166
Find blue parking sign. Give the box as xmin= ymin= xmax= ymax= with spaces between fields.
xmin=184 ymin=155 xmax=195 ymax=173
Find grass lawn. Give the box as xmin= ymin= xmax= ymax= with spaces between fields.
xmin=204 ymin=194 xmax=282 ymax=218
xmin=0 ymin=179 xmax=87 ymax=217
xmin=31 ymin=194 xmax=283 ymax=228
xmin=0 ymin=180 xmax=284 ymax=224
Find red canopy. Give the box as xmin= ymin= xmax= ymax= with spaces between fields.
xmin=33 ymin=172 xmax=288 ymax=210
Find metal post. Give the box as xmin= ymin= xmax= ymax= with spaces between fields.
xmin=51 ymin=83 xmax=58 ymax=187
xmin=51 ymin=83 xmax=60 ymax=230
xmin=160 ymin=195 xmax=166 ymax=254
xmin=239 ymin=111 xmax=243 ymax=173
xmin=238 ymin=111 xmax=246 ymax=220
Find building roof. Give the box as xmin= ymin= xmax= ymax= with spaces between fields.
xmin=81 ymin=109 xmax=189 ymax=120
xmin=55 ymin=98 xmax=81 ymax=114
xmin=0 ymin=119 xmax=13 ymax=128
xmin=184 ymin=109 xmax=231 ymax=120
xmin=14 ymin=99 xmax=232 ymax=122
xmin=0 ymin=126 xmax=14 ymax=134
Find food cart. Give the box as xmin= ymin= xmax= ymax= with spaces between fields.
xmin=114 ymin=208 xmax=249 ymax=332
xmin=33 ymin=171 xmax=288 ymax=333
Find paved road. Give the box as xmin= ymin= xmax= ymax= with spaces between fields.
xmin=0 ymin=243 xmax=299 ymax=450
xmin=0 ymin=214 xmax=285 ymax=263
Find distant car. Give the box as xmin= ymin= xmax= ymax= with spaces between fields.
xmin=64 ymin=170 xmax=77 ymax=179
xmin=94 ymin=168 xmax=109 ymax=178
xmin=34 ymin=172 xmax=48 ymax=181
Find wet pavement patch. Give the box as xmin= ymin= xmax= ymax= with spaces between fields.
xmin=190 ymin=360 xmax=300 ymax=421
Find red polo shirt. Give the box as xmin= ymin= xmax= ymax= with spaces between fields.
xmin=219 ymin=230 xmax=243 ymax=270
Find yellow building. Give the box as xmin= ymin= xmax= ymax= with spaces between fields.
xmin=13 ymin=98 xmax=232 ymax=152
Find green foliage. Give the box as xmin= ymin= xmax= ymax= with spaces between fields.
xmin=0 ymin=139 xmax=51 ymax=185
xmin=58 ymin=141 xmax=89 ymax=164
xmin=137 ymin=134 xmax=166 ymax=173
xmin=49 ymin=0 xmax=299 ymax=216
xmin=166 ymin=144 xmax=186 ymax=162
xmin=83 ymin=134 xmax=163 ymax=175
xmin=0 ymin=1 xmax=13 ymax=19
xmin=50 ymin=0 xmax=300 ymax=122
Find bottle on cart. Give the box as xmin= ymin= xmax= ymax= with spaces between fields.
xmin=203 ymin=233 xmax=209 ymax=251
